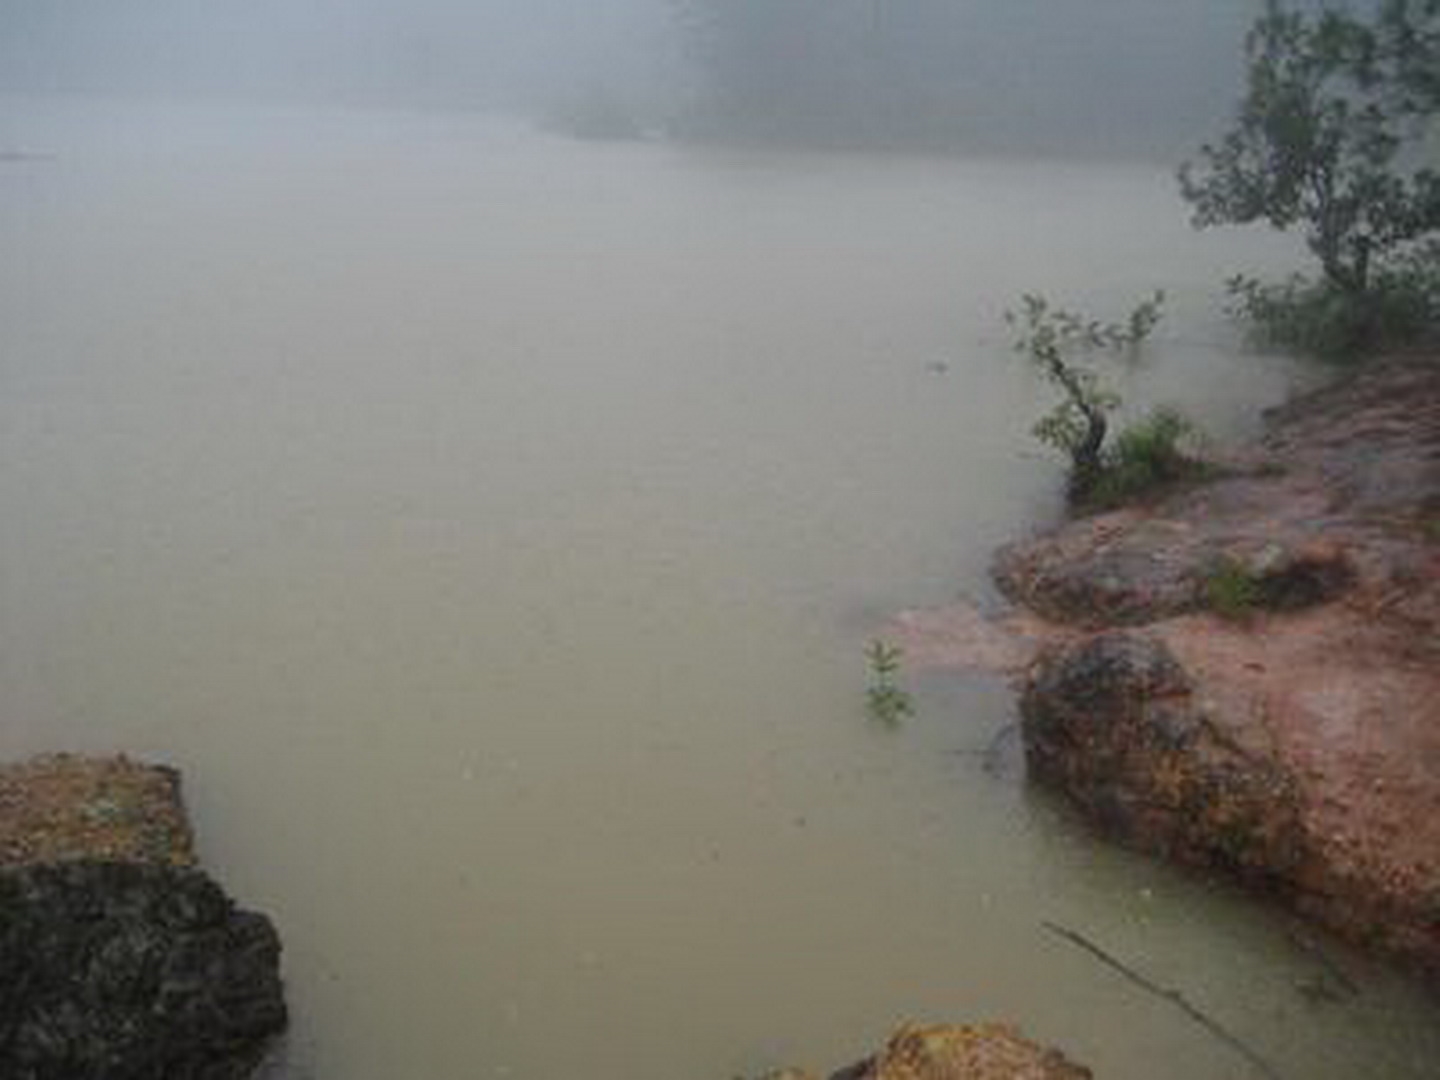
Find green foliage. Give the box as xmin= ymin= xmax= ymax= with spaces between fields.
xmin=1225 ymin=242 xmax=1440 ymax=358
xmin=1203 ymin=558 xmax=1265 ymax=622
xmin=1006 ymin=291 xmax=1169 ymax=502
xmin=1009 ymin=291 xmax=1165 ymax=357
xmin=1357 ymin=0 xmax=1440 ymax=116
xmin=864 ymin=640 xmax=914 ymax=726
xmin=1180 ymin=0 xmax=1440 ymax=354
xmin=1085 ymin=407 xmax=1205 ymax=510
xmin=1110 ymin=407 xmax=1195 ymax=474
xmin=1028 ymin=368 xmax=1120 ymax=464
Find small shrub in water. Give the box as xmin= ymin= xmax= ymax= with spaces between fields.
xmin=864 ymin=640 xmax=915 ymax=726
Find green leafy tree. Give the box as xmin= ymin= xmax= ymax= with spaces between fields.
xmin=1178 ymin=0 xmax=1440 ymax=352
xmin=1362 ymin=0 xmax=1440 ymax=116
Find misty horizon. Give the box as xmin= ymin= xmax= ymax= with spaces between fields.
xmin=0 ymin=0 xmax=1275 ymax=158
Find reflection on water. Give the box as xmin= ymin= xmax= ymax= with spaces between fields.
xmin=0 ymin=99 xmax=1434 ymax=1079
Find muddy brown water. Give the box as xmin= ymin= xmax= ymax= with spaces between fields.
xmin=1 ymin=99 xmax=1436 ymax=1079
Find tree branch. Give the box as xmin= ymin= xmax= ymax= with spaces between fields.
xmin=1041 ymin=920 xmax=1285 ymax=1080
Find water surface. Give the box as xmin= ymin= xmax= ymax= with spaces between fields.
xmin=0 ymin=99 xmax=1435 ymax=1079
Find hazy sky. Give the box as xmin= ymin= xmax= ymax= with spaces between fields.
xmin=0 ymin=0 xmax=1269 ymax=154
xmin=0 ymin=0 xmax=672 ymax=104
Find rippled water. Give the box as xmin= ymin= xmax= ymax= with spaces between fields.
xmin=0 ymin=98 xmax=1435 ymax=1079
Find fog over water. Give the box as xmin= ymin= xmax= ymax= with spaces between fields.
xmin=1 ymin=5 xmax=1438 ymax=1080
xmin=2 ymin=0 xmax=1267 ymax=156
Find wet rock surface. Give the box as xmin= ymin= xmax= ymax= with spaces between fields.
xmin=894 ymin=355 xmax=1440 ymax=977
xmin=0 ymin=861 xmax=287 ymax=1079
xmin=0 ymin=754 xmax=287 ymax=1078
xmin=756 ymin=1022 xmax=1092 ymax=1080
xmin=1021 ymin=631 xmax=1305 ymax=887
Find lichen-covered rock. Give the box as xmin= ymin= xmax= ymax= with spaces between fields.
xmin=0 ymin=861 xmax=286 ymax=1079
xmin=862 ymin=1022 xmax=1090 ymax=1080
xmin=1020 ymin=632 xmax=1304 ymax=887
xmin=0 ymin=754 xmax=196 ymax=868
xmin=751 ymin=1024 xmax=1092 ymax=1080
xmin=832 ymin=1022 xmax=1090 ymax=1080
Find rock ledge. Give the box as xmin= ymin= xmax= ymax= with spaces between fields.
xmin=0 ymin=753 xmax=288 ymax=1078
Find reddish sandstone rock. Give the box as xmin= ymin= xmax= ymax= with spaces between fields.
xmin=894 ymin=355 xmax=1440 ymax=977
xmin=993 ymin=355 xmax=1437 ymax=631
xmin=1020 ymin=631 xmax=1305 ymax=888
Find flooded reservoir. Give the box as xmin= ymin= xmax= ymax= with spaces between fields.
xmin=0 ymin=99 xmax=1436 ymax=1078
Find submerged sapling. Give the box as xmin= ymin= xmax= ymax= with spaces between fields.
xmin=865 ymin=639 xmax=915 ymax=726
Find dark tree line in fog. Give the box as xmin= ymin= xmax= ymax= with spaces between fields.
xmin=669 ymin=0 xmax=1262 ymax=157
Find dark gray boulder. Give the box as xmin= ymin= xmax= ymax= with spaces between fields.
xmin=0 ymin=860 xmax=286 ymax=1079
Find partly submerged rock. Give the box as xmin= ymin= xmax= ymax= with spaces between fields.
xmin=896 ymin=357 xmax=1440 ymax=976
xmin=1021 ymin=631 xmax=1305 ymax=887
xmin=999 ymin=357 xmax=1440 ymax=977
xmin=0 ymin=754 xmax=287 ymax=1077
xmin=842 ymin=1022 xmax=1091 ymax=1080
xmin=757 ymin=1022 xmax=1091 ymax=1080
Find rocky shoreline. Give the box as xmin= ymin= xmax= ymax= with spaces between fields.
xmin=4 ymin=360 xmax=1432 ymax=1078
xmin=0 ymin=754 xmax=288 ymax=1077
xmin=0 ymin=757 xmax=1095 ymax=1080
xmin=0 ymin=758 xmax=1101 ymax=1080
xmin=893 ymin=354 xmax=1440 ymax=980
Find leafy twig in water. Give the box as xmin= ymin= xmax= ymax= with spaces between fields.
xmin=865 ymin=640 xmax=915 ymax=726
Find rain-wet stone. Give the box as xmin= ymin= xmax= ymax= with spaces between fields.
xmin=0 ymin=860 xmax=287 ymax=1079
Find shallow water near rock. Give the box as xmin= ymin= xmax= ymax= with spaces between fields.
xmin=1 ymin=98 xmax=1436 ymax=1078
